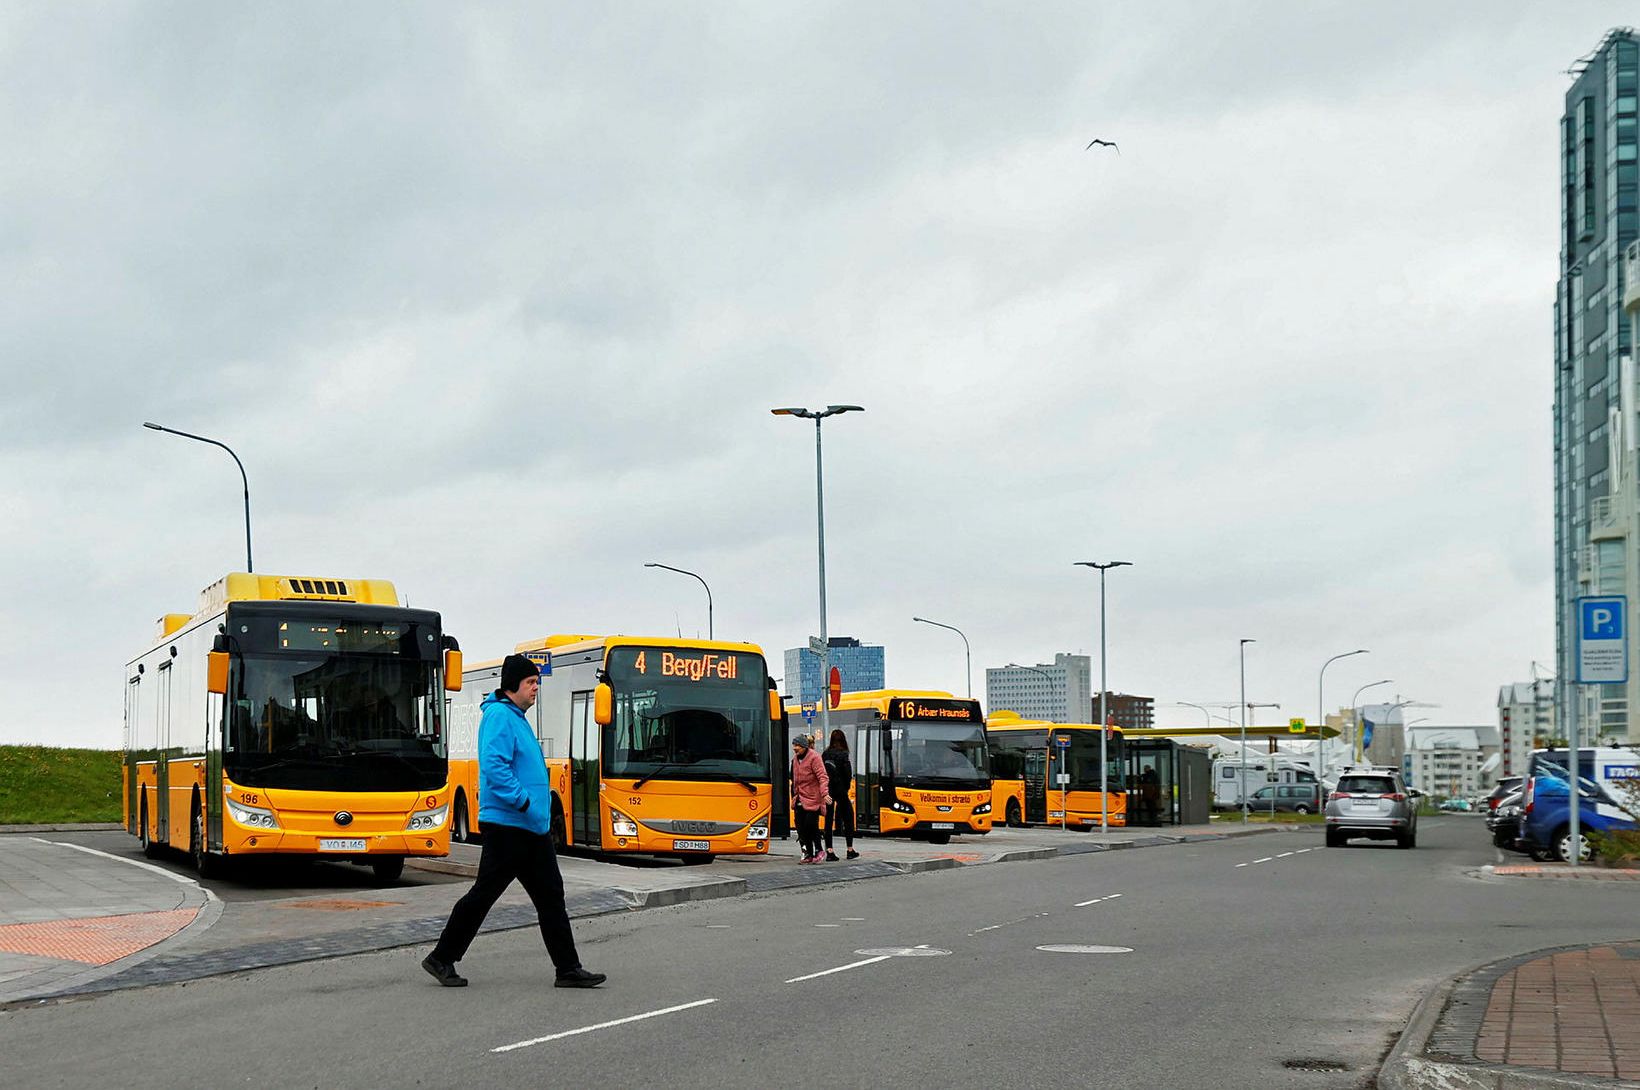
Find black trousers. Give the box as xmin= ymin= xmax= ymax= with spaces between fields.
xmin=794 ymin=806 xmax=822 ymax=857
xmin=824 ymin=796 xmax=855 ymax=849
xmin=432 ymin=823 xmax=581 ymax=972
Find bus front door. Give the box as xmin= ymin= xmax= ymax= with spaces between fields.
xmin=858 ymin=727 xmax=881 ymax=832
xmin=1024 ymin=749 xmax=1048 ymax=823
xmin=570 ymin=692 xmax=600 ymax=847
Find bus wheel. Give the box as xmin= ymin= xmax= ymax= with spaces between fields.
xmin=451 ymin=794 xmax=470 ymax=844
xmin=371 ymin=857 xmax=405 ymax=883
xmin=139 ymin=794 xmax=161 ymax=858
xmin=929 ymin=833 xmax=952 ymax=845
xmin=679 ymin=855 xmax=715 ymax=866
xmin=190 ymin=804 xmax=221 ymax=880
xmin=1005 ymin=800 xmax=1023 ymax=828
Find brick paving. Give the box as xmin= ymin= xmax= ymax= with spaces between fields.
xmin=1468 ymin=943 xmax=1640 ymax=1081
xmin=1494 ymin=864 xmax=1640 ymax=880
xmin=0 ymin=908 xmax=200 ymax=966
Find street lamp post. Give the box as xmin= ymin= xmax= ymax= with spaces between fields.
xmin=644 ymin=563 xmax=713 ymax=640
xmin=1076 ymin=561 xmax=1131 ymax=834
xmin=1239 ymin=639 xmax=1255 ymax=824
xmin=1317 ymin=650 xmax=1369 ymax=785
xmin=143 ymin=422 xmax=254 ymax=571
xmin=772 ymin=405 xmax=863 ymax=739
xmin=1174 ymin=701 xmax=1215 ymax=727
xmin=1348 ymin=680 xmax=1394 ymax=765
xmin=912 ymin=616 xmax=971 ymax=698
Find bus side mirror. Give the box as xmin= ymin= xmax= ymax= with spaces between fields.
xmin=769 ymin=690 xmax=783 ymax=722
xmin=444 ymin=649 xmax=463 ymax=692
xmin=206 ymin=651 xmax=229 ymax=695
xmin=594 ymin=682 xmax=613 ymax=726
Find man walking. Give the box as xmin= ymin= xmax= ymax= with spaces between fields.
xmin=422 ymin=654 xmax=605 ymax=989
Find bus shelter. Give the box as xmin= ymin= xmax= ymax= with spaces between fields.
xmin=1124 ymin=739 xmax=1212 ymax=826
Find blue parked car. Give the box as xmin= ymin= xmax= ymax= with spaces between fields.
xmin=1520 ymin=749 xmax=1639 ymax=862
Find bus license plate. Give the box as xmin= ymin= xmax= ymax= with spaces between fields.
xmin=930 ymin=822 xmax=955 ymax=831
xmin=319 ymin=838 xmax=367 ymax=852
xmin=672 ymin=839 xmax=711 ymax=852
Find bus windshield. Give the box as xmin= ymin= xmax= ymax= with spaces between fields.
xmin=891 ymin=722 xmax=990 ymax=786
xmin=1063 ymin=731 xmax=1124 ymax=790
xmin=224 ymin=654 xmax=446 ymax=791
xmin=604 ymin=647 xmax=772 ymax=783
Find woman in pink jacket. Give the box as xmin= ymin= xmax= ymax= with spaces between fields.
xmin=791 ymin=735 xmax=830 ymax=864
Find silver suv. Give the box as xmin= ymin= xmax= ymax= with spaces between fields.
xmin=1325 ymin=766 xmax=1418 ymax=849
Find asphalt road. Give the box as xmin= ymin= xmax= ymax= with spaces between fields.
xmin=7 ymin=817 xmax=1636 ymax=1089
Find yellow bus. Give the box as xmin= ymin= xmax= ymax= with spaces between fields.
xmin=787 ymin=690 xmax=993 ymax=845
xmin=447 ymin=635 xmax=781 ymax=860
xmin=985 ymin=712 xmax=1126 ymax=828
xmin=124 ymin=573 xmax=462 ymax=881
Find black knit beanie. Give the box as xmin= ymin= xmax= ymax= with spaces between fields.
xmin=500 ymin=654 xmax=540 ymax=693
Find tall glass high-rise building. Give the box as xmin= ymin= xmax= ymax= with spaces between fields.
xmin=1555 ymin=29 xmax=1640 ymax=741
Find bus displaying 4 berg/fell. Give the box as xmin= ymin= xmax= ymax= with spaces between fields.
xmin=985 ymin=712 xmax=1126 ymax=828
xmin=789 ymin=690 xmax=993 ymax=844
xmin=447 ymin=635 xmax=781 ymax=860
xmin=124 ymin=573 xmax=463 ymax=881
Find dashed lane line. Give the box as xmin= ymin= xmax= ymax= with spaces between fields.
xmin=492 ymin=999 xmax=719 ymax=1053
xmin=784 ymin=954 xmax=892 ymax=984
xmin=1073 ymin=893 xmax=1126 ymax=908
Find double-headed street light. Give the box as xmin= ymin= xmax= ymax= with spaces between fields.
xmin=1174 ymin=701 xmax=1215 ymax=727
xmin=1075 ymin=561 xmax=1131 ymax=834
xmin=1317 ymin=650 xmax=1369 ymax=782
xmin=1349 ymin=679 xmax=1394 ymax=762
xmin=143 ymin=422 xmax=253 ymax=571
xmin=912 ymin=616 xmax=970 ymax=698
xmin=772 ymin=405 xmax=863 ymax=738
xmin=644 ymin=563 xmax=713 ymax=640
xmin=1239 ymin=639 xmax=1255 ymax=824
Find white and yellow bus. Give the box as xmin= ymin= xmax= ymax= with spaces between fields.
xmin=447 ymin=635 xmax=781 ymax=860
xmin=124 ymin=573 xmax=462 ymax=881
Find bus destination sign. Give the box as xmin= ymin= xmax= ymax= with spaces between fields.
xmin=890 ymin=698 xmax=981 ymax=723
xmin=615 ymin=648 xmax=749 ymax=683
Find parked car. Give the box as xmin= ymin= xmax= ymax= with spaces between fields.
xmin=1247 ymin=783 xmax=1320 ymax=814
xmin=1486 ymin=787 xmax=1525 ymax=850
xmin=1519 ymin=748 xmax=1640 ymax=862
xmin=1325 ymin=766 xmax=1420 ymax=848
xmin=1438 ymin=798 xmax=1473 ymax=812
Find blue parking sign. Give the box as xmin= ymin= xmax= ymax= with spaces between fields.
xmin=1577 ymin=596 xmax=1628 ymax=683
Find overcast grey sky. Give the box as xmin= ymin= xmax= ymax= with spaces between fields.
xmin=1 ymin=2 xmax=1624 ymax=748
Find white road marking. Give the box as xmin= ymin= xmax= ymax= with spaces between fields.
xmin=1036 ymin=944 xmax=1133 ymax=954
xmin=1074 ymin=893 xmax=1125 ymax=907
xmin=705 ymin=925 xmax=731 ymax=929
xmin=967 ymin=910 xmax=1051 ymax=937
xmin=1234 ymin=862 xmax=1249 ymax=868
xmin=1253 ymin=857 xmax=1273 ymax=864
xmin=784 ymin=955 xmax=892 ymax=984
xmin=492 ymin=999 xmax=718 ymax=1053
xmin=32 ymin=837 xmax=218 ymax=900
xmin=841 ymin=917 xmax=865 ymax=922
xmin=1106 ymin=893 xmax=1122 ymax=899
xmin=814 ymin=923 xmax=840 ymax=928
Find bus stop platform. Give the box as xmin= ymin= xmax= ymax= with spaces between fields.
xmin=0 ymin=835 xmax=219 ymax=1004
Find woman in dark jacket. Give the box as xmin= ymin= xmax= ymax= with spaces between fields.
xmin=821 ymin=728 xmax=858 ymax=861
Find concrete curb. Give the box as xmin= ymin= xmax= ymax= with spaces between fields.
xmin=1378 ymin=958 xmax=1640 ymax=1090
xmin=0 ymin=823 xmax=123 ymax=834
xmin=618 ymin=878 xmax=749 ymax=909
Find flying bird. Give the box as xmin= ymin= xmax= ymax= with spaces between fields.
xmin=1086 ymin=138 xmax=1119 ymax=153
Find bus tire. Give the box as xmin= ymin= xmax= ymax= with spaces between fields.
xmin=929 ymin=832 xmax=952 ymax=845
xmin=139 ymin=793 xmax=159 ymax=858
xmin=551 ymin=799 xmax=567 ymax=851
xmin=190 ymin=801 xmax=221 ymax=880
xmin=451 ymin=793 xmax=470 ymax=844
xmin=1006 ymin=800 xmax=1023 ymax=827
xmin=679 ymin=855 xmax=715 ymax=866
xmin=371 ymin=857 xmax=405 ymax=883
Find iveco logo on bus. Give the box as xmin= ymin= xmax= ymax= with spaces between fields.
xmin=334 ymin=811 xmax=354 ymax=827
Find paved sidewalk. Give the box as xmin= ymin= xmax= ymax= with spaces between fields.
xmin=1491 ymin=864 xmax=1640 ymax=881
xmin=1381 ymin=941 xmax=1640 ymax=1089
xmin=0 ymin=836 xmax=217 ymax=1003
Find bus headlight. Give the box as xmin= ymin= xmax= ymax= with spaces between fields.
xmin=406 ymin=803 xmax=449 ymax=832
xmin=973 ymin=801 xmax=992 ymax=815
xmin=226 ymin=799 xmax=279 ymax=829
xmin=887 ymin=798 xmax=916 ymax=814
xmin=747 ymin=816 xmax=770 ymax=840
xmin=611 ymin=810 xmax=639 ymax=838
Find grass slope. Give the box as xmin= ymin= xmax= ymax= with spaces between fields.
xmin=0 ymin=746 xmax=123 ymax=824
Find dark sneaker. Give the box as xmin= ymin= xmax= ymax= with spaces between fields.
xmin=555 ymin=967 xmax=607 ymax=989
xmin=825 ymin=851 xmax=840 ymax=862
xmin=422 ymin=954 xmax=467 ymax=987
xmin=846 ymin=849 xmax=860 ymax=860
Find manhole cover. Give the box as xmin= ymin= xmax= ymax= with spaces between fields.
xmin=1282 ymin=1058 xmax=1348 ymax=1072
xmin=1035 ymin=944 xmax=1133 ymax=954
xmin=854 ymin=947 xmax=951 ymax=957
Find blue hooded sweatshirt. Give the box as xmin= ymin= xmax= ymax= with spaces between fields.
xmin=477 ymin=691 xmax=554 ymax=836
